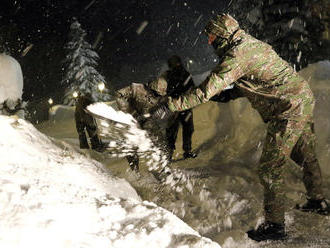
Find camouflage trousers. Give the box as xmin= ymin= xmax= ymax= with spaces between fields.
xmin=258 ymin=102 xmax=323 ymax=224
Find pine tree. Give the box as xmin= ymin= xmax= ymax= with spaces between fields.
xmin=62 ymin=17 xmax=111 ymax=106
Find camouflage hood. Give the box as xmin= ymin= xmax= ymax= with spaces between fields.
xmin=205 ymin=14 xmax=243 ymax=57
xmin=204 ymin=14 xmax=240 ymax=39
xmin=148 ymin=77 xmax=168 ymax=96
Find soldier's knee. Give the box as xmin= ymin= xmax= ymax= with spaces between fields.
xmin=258 ymin=156 xmax=286 ymax=184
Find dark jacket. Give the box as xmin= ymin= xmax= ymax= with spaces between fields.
xmin=74 ymin=95 xmax=97 ymax=135
xmin=165 ymin=65 xmax=195 ymax=97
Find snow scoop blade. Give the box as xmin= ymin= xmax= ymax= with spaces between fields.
xmin=86 ymin=109 xmax=155 ymax=156
xmin=85 ymin=108 xmax=132 ymax=127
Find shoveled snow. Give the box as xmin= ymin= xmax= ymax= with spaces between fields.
xmin=0 ymin=115 xmax=220 ymax=248
xmin=87 ymin=103 xmax=195 ymax=193
xmin=87 ymin=102 xmax=136 ymax=125
xmin=87 ymin=102 xmax=168 ymax=170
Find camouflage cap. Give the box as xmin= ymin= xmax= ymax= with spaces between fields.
xmin=204 ymin=14 xmax=240 ymax=39
xmin=148 ymin=77 xmax=168 ymax=96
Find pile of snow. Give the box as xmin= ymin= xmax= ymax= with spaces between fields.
xmin=299 ymin=60 xmax=330 ymax=87
xmin=0 ymin=115 xmax=220 ymax=248
xmin=0 ymin=54 xmax=23 ymax=103
xmin=299 ymin=60 xmax=330 ymax=175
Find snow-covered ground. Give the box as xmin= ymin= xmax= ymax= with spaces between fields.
xmin=0 ymin=115 xmax=220 ymax=248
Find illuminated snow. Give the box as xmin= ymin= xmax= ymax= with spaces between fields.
xmin=87 ymin=102 xmax=136 ymax=125
xmin=0 ymin=115 xmax=220 ymax=248
xmin=87 ymin=102 xmax=163 ymax=167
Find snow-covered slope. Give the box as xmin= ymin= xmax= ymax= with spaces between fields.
xmin=0 ymin=116 xmax=220 ymax=248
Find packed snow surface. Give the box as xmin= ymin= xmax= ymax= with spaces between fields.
xmin=0 ymin=115 xmax=220 ymax=248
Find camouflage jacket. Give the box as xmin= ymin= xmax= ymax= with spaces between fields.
xmin=116 ymin=83 xmax=170 ymax=131
xmin=116 ymin=83 xmax=161 ymax=120
xmin=168 ymin=29 xmax=315 ymax=122
xmin=116 ymin=83 xmax=175 ymax=146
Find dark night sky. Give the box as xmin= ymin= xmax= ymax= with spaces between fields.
xmin=0 ymin=0 xmax=230 ymax=104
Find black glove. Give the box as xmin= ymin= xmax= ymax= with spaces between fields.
xmin=156 ymin=95 xmax=169 ymax=105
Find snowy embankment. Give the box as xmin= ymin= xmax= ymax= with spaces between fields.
xmin=0 ymin=115 xmax=220 ymax=248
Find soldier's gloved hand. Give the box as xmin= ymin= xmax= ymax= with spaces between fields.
xmin=157 ymin=95 xmax=169 ymax=105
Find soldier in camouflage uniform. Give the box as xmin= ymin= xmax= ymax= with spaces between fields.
xmin=116 ymin=80 xmax=171 ymax=171
xmin=153 ymin=55 xmax=197 ymax=160
xmin=166 ymin=14 xmax=330 ymax=241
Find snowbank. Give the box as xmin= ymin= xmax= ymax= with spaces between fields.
xmin=299 ymin=60 xmax=330 ymax=88
xmin=0 ymin=54 xmax=23 ymax=103
xmin=300 ymin=60 xmax=330 ymax=175
xmin=0 ymin=116 xmax=220 ymax=248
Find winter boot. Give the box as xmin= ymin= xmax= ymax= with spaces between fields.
xmin=79 ymin=134 xmax=89 ymax=149
xmin=247 ymin=221 xmax=287 ymax=242
xmin=183 ymin=151 xmax=197 ymax=159
xmin=296 ymin=198 xmax=330 ymax=215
